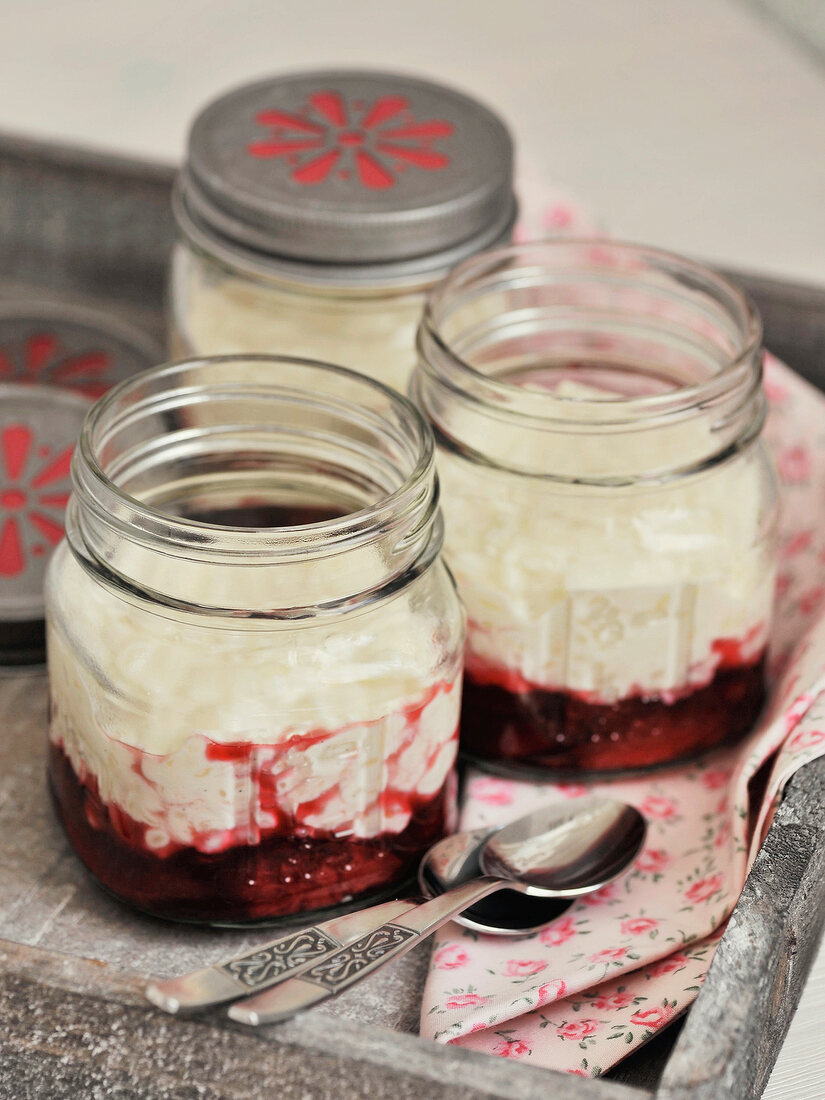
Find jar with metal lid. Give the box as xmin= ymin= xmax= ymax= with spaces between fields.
xmin=413 ymin=241 xmax=778 ymax=776
xmin=170 ymin=70 xmax=515 ymax=392
xmin=45 ymin=356 xmax=464 ymax=924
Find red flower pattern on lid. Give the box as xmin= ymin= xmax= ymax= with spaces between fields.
xmin=0 ymin=422 xmax=73 ymax=578
xmin=248 ymin=90 xmax=454 ymax=190
xmin=0 ymin=331 xmax=113 ymax=399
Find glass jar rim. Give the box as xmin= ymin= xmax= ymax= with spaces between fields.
xmin=74 ymin=354 xmax=437 ymax=563
xmin=418 ymin=238 xmax=763 ymax=429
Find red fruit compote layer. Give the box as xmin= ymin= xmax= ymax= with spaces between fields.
xmin=461 ymin=634 xmax=766 ymax=772
xmin=46 ymin=504 xmax=463 ymax=923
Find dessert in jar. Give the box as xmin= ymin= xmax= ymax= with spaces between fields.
xmin=413 ymin=241 xmax=778 ymax=774
xmin=45 ymin=357 xmax=464 ymax=923
xmin=170 ymin=70 xmax=515 ymax=393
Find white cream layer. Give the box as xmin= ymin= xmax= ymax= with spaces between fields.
xmin=437 ymin=410 xmax=776 ymax=700
xmin=170 ymin=245 xmax=423 ymax=393
xmin=46 ymin=546 xmax=462 ymax=848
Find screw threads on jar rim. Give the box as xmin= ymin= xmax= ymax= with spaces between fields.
xmin=414 ymin=239 xmax=765 ymax=484
xmin=67 ymin=356 xmax=443 ymax=615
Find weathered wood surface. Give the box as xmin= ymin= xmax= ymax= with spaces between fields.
xmin=658 ymin=757 xmax=825 ymax=1100
xmin=0 ymin=939 xmax=648 ymax=1100
xmin=1 ymin=133 xmax=824 ymax=1099
xmin=0 ymin=132 xmax=173 ymax=337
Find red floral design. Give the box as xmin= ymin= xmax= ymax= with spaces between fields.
xmin=763 ymin=362 xmax=788 ymax=404
xmin=445 ymin=993 xmax=488 ymax=1009
xmin=784 ymin=693 xmax=813 ymax=734
xmin=493 ymin=1039 xmax=531 ymax=1058
xmin=789 ymin=726 xmax=825 ymax=752
xmin=640 ymin=796 xmax=677 ymax=820
xmin=503 ymin=959 xmax=547 ymax=977
xmin=557 ymin=1019 xmax=598 ymax=1041
xmin=539 ymin=916 xmax=577 ymax=948
xmin=542 ymin=202 xmax=574 ymax=230
xmin=0 ymin=332 xmax=113 ymax=399
xmin=591 ymin=990 xmax=635 ymax=1011
xmin=433 ymin=945 xmax=470 ymax=969
xmin=684 ymin=875 xmax=724 ymax=904
xmin=630 ymin=1005 xmax=673 ymax=1030
xmin=536 ymin=978 xmax=567 ymax=1003
xmin=777 ymin=445 xmax=812 ymax=484
xmin=635 ymin=849 xmax=670 ymax=874
xmin=556 ymin=783 xmax=588 ymax=799
xmin=248 ymin=91 xmax=453 ymax=190
xmin=581 ymin=882 xmax=619 ymax=907
xmin=701 ymin=770 xmax=731 ymax=791
xmin=714 ymin=821 xmax=732 ymax=849
xmin=0 ymin=423 xmax=73 ymax=577
xmin=590 ymin=947 xmax=627 ymax=963
xmin=620 ymin=917 xmax=658 ymax=935
xmin=799 ymin=586 xmax=825 ymax=615
xmin=783 ymin=530 xmax=814 ymax=558
xmin=648 ymin=953 xmax=689 ymax=977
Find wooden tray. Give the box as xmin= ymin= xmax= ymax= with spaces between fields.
xmin=1 ymin=134 xmax=824 ymax=1100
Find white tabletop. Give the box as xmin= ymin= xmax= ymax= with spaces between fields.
xmin=1 ymin=0 xmax=824 ymax=1093
xmin=2 ymin=0 xmax=825 ymax=285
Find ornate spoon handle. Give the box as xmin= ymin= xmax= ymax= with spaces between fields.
xmin=145 ymin=895 xmax=417 ymax=1013
xmin=228 ymin=877 xmax=504 ymax=1025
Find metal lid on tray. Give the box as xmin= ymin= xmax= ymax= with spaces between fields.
xmin=0 ymin=302 xmax=161 ymax=664
xmin=179 ymin=69 xmax=515 ymax=272
xmin=0 ymin=302 xmax=161 ymax=397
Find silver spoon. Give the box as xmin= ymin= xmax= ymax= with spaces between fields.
xmin=420 ymin=824 xmax=572 ymax=935
xmin=228 ymin=796 xmax=646 ymax=1025
xmin=146 ymin=817 xmax=573 ymax=1014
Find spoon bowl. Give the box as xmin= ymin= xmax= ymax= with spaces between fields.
xmin=419 ymin=826 xmax=572 ymax=935
xmin=418 ymin=797 xmax=646 ymax=934
xmin=481 ymin=797 xmax=648 ymax=897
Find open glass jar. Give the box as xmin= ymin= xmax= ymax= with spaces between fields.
xmin=169 ymin=70 xmax=515 ymax=392
xmin=413 ymin=241 xmax=778 ymax=775
xmin=45 ymin=357 xmax=464 ymax=924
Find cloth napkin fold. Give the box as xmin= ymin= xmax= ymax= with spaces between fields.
xmin=419 ymin=347 xmax=825 ymax=1078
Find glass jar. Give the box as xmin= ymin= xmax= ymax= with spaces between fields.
xmin=45 ymin=357 xmax=464 ymax=924
xmin=413 ymin=241 xmax=778 ymax=775
xmin=170 ymin=69 xmax=515 ymax=393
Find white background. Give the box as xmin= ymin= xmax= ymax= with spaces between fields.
xmin=0 ymin=0 xmax=824 ymax=283
xmin=1 ymin=1 xmax=823 ymax=1095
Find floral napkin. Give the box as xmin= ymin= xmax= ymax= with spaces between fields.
xmin=419 ymin=342 xmax=825 ymax=1078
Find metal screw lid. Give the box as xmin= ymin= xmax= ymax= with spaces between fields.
xmin=0 ymin=303 xmax=162 ymax=663
xmin=0 ymin=384 xmax=88 ymax=663
xmin=180 ymin=69 xmax=515 ymax=269
xmin=0 ymin=302 xmax=162 ymax=397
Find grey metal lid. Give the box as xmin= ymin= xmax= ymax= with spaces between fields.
xmin=0 ymin=303 xmax=161 ymax=662
xmin=0 ymin=385 xmax=88 ymax=636
xmin=180 ymin=69 xmax=515 ymax=268
xmin=0 ymin=302 xmax=162 ymax=398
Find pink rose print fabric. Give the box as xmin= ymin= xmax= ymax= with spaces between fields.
xmin=420 ymin=353 xmax=825 ymax=1078
xmin=514 ymin=163 xmax=603 ymax=241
